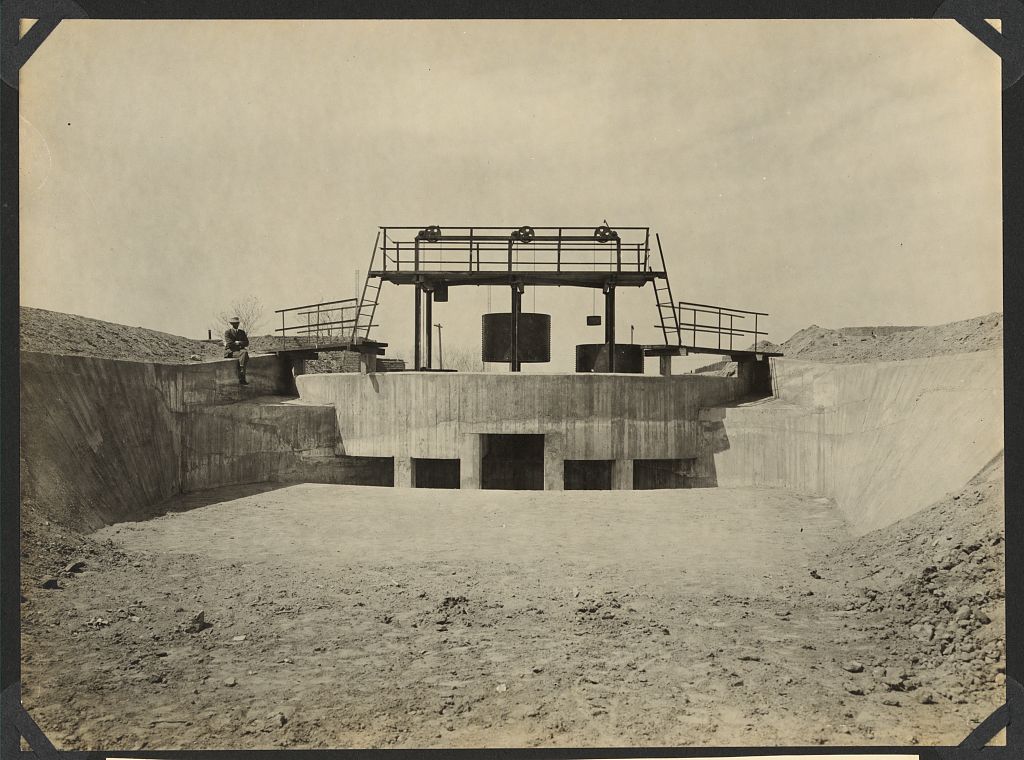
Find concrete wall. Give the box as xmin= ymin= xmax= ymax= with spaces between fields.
xmin=295 ymin=370 xmax=753 ymax=489
xmin=706 ymin=349 xmax=1003 ymax=535
xmin=21 ymin=352 xmax=182 ymax=530
xmin=20 ymin=352 xmax=391 ymax=531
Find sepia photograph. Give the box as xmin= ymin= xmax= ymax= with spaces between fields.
xmin=14 ymin=16 xmax=1007 ymax=751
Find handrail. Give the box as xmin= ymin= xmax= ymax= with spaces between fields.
xmin=677 ymin=300 xmax=769 ymax=317
xmin=274 ymin=297 xmax=358 ymax=314
xmin=378 ymin=225 xmax=652 ymax=231
xmin=674 ymin=299 xmax=771 ymax=351
xmin=375 ymin=225 xmax=654 ymax=276
xmin=296 ymin=306 xmax=358 ymax=317
xmin=275 ymin=317 xmax=358 ymax=333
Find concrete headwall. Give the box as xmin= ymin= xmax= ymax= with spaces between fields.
xmin=20 ymin=352 xmax=391 ymax=531
xmin=706 ymin=349 xmax=1003 ymax=534
xmin=295 ymin=370 xmax=751 ymax=462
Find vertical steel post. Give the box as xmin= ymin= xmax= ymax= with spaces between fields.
xmin=425 ymin=289 xmax=433 ymax=369
xmin=414 ymin=284 xmax=422 ymax=370
xmin=717 ymin=308 xmax=722 ymax=350
xmin=605 ymin=285 xmax=616 ymax=373
xmin=510 ymin=284 xmax=522 ymax=372
xmin=754 ymin=314 xmax=759 ymax=349
xmin=556 ymin=228 xmax=562 ymax=272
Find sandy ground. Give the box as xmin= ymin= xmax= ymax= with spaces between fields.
xmin=21 ymin=484 xmax=1002 ymax=750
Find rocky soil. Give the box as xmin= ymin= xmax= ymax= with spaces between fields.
xmin=20 ymin=307 xmax=223 ymax=363
xmin=779 ymin=313 xmax=1002 ymax=363
xmin=19 ymin=307 xmax=403 ymax=370
xmin=811 ymin=454 xmax=1005 ymax=720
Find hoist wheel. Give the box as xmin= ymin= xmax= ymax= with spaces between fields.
xmin=513 ymin=225 xmax=535 ymax=244
xmin=419 ymin=225 xmax=442 ymax=243
xmin=593 ymin=225 xmax=616 ymax=243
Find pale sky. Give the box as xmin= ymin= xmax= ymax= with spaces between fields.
xmin=20 ymin=20 xmax=1002 ymax=370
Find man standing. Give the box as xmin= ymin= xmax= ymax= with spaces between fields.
xmin=223 ymin=316 xmax=250 ymax=384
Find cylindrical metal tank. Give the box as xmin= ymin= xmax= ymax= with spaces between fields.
xmin=481 ymin=313 xmax=551 ymax=363
xmin=575 ymin=343 xmax=645 ymax=373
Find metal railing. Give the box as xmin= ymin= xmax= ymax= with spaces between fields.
xmin=375 ymin=226 xmax=655 ymax=274
xmin=274 ymin=298 xmax=377 ymax=351
xmin=674 ymin=301 xmax=771 ymax=352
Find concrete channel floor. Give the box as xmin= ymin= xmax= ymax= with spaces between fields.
xmin=22 ymin=484 xmax=999 ymax=749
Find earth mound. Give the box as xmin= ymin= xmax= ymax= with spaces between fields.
xmin=19 ymin=307 xmax=403 ymax=370
xmin=20 ymin=307 xmax=224 ymax=364
xmin=780 ymin=313 xmax=1001 ymax=363
xmin=815 ymin=452 xmax=1004 ymax=708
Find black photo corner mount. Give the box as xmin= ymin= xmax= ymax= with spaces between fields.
xmin=921 ymin=676 xmax=1023 ymax=759
xmin=934 ymin=0 xmax=1024 ymax=89
xmin=0 ymin=0 xmax=88 ymax=90
xmin=1 ymin=682 xmax=96 ymax=759
xmin=1 ymin=1 xmax=1022 ymax=757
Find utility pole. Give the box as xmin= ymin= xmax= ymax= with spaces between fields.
xmin=435 ymin=323 xmax=444 ymax=370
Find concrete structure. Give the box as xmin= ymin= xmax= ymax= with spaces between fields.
xmin=21 ymin=343 xmax=1002 ymax=536
xmin=20 ymin=352 xmax=392 ymax=530
xmin=706 ymin=349 xmax=1003 ymax=534
xmin=295 ymin=365 xmax=761 ymax=490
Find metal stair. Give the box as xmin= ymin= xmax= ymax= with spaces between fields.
xmin=353 ymin=231 xmax=383 ymax=340
xmin=652 ymin=233 xmax=682 ymax=345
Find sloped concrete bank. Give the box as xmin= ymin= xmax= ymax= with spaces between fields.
xmin=705 ymin=349 xmax=1003 ymax=534
xmin=20 ymin=352 xmax=391 ymax=531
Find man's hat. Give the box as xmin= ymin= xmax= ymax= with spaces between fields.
xmin=229 ymin=316 xmax=240 ymax=323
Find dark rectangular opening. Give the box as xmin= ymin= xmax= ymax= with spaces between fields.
xmin=481 ymin=434 xmax=545 ymax=490
xmin=334 ymin=456 xmax=395 ymax=486
xmin=633 ymin=458 xmax=695 ymax=490
xmin=412 ymin=458 xmax=460 ymax=489
xmin=564 ymin=460 xmax=613 ymax=490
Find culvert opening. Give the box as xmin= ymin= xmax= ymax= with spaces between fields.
xmin=481 ymin=434 xmax=544 ymax=490
xmin=633 ymin=458 xmax=695 ymax=489
xmin=412 ymin=458 xmax=461 ymax=489
xmin=564 ymin=460 xmax=613 ymax=490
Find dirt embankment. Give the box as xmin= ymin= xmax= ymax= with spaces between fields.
xmin=19 ymin=307 xmax=404 ymax=371
xmin=695 ymin=312 xmax=1001 ymax=374
xmin=20 ymin=307 xmax=226 ymax=364
xmin=779 ymin=313 xmax=1002 ymax=363
xmin=814 ymin=453 xmax=1004 ymax=711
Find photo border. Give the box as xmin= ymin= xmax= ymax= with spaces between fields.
xmin=2 ymin=1 xmax=1020 ymax=758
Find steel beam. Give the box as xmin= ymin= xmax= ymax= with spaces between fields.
xmin=414 ymin=284 xmax=422 ymax=370
xmin=605 ymin=285 xmax=616 ymax=373
xmin=510 ymin=284 xmax=522 ymax=372
xmin=425 ymin=289 xmax=433 ymax=369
